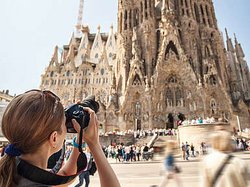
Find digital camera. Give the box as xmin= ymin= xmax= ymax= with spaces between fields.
xmin=64 ymin=95 xmax=99 ymax=133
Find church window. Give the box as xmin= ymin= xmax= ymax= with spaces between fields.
xmin=168 ymin=76 xmax=177 ymax=83
xmin=81 ymin=55 xmax=85 ymax=61
xmin=209 ymin=75 xmax=217 ymax=86
xmin=156 ymin=30 xmax=161 ymax=54
xmin=149 ymin=0 xmax=152 ymax=17
xmin=124 ymin=10 xmax=128 ymax=30
xmin=210 ymin=99 xmax=217 ymax=115
xmin=140 ymin=2 xmax=143 ymax=23
xmin=185 ymin=0 xmax=188 ymax=7
xmin=109 ymin=52 xmax=112 ymax=58
xmin=205 ymin=46 xmax=211 ymax=58
xmin=101 ymin=68 xmax=105 ymax=75
xmin=135 ymin=102 xmax=141 ymax=116
xmin=129 ymin=10 xmax=132 ymax=29
xmin=205 ymin=5 xmax=209 ymax=17
xmin=134 ymin=8 xmax=139 ymax=26
xmin=206 ymin=5 xmax=212 ymax=27
xmin=94 ymin=41 xmax=99 ymax=48
xmin=50 ymin=71 xmax=54 ymax=77
xmin=95 ymin=53 xmax=99 ymax=58
xmin=200 ymin=4 xmax=204 ymax=15
xmin=166 ymin=89 xmax=173 ymax=107
xmin=194 ymin=3 xmax=200 ymax=23
xmin=132 ymin=74 xmax=142 ymax=86
xmin=66 ymin=70 xmax=70 ymax=77
xmin=175 ymin=88 xmax=183 ymax=107
xmin=181 ymin=0 xmax=184 ymax=6
xmin=119 ymin=12 xmax=123 ymax=32
xmin=144 ymin=0 xmax=148 ymax=19
xmin=203 ymin=18 xmax=206 ymax=25
xmin=165 ymin=41 xmax=179 ymax=60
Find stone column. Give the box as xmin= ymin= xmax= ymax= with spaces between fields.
xmin=146 ymin=91 xmax=153 ymax=129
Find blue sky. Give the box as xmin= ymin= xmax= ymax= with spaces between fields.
xmin=0 ymin=0 xmax=249 ymax=96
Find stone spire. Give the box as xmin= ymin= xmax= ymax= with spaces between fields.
xmin=225 ymin=28 xmax=234 ymax=52
xmin=234 ymin=33 xmax=245 ymax=59
xmin=75 ymin=0 xmax=84 ymax=38
xmin=90 ymin=25 xmax=103 ymax=64
xmin=51 ymin=45 xmax=59 ymax=64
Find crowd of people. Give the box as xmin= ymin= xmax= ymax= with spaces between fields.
xmin=101 ymin=143 xmax=154 ymax=162
xmin=181 ymin=116 xmax=217 ymax=126
xmin=100 ymin=128 xmax=177 ymax=138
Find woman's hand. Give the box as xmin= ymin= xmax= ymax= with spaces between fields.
xmin=72 ymin=107 xmax=99 ymax=146
xmin=72 ymin=108 xmax=121 ymax=187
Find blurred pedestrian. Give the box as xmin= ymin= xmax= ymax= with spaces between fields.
xmin=75 ymin=147 xmax=91 ymax=187
xmin=200 ymin=130 xmax=248 ymax=187
xmin=181 ymin=142 xmax=185 ymax=160
xmin=185 ymin=142 xmax=190 ymax=160
xmin=190 ymin=143 xmax=195 ymax=157
xmin=159 ymin=140 xmax=182 ymax=187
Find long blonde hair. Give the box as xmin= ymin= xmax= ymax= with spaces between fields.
xmin=210 ymin=130 xmax=233 ymax=152
xmin=0 ymin=90 xmax=64 ymax=187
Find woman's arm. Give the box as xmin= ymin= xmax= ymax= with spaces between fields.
xmin=57 ymin=139 xmax=80 ymax=176
xmin=88 ymin=143 xmax=120 ymax=187
xmin=73 ymin=107 xmax=121 ymax=187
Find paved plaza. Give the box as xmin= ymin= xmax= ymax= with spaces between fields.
xmin=70 ymin=151 xmax=250 ymax=187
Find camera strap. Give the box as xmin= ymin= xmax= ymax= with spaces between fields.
xmin=17 ymin=151 xmax=87 ymax=185
xmin=78 ymin=117 xmax=84 ymax=153
xmin=17 ymin=159 xmax=76 ymax=185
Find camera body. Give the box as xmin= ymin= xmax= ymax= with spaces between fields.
xmin=65 ymin=95 xmax=99 ymax=133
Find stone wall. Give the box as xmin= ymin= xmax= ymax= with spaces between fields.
xmin=177 ymin=123 xmax=231 ymax=152
xmin=99 ymin=134 xmax=135 ymax=147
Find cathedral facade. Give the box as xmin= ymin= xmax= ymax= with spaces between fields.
xmin=40 ymin=0 xmax=250 ymax=132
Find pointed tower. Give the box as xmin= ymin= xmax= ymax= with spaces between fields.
xmin=90 ymin=26 xmax=103 ymax=64
xmin=75 ymin=26 xmax=90 ymax=67
xmin=234 ymin=34 xmax=250 ymax=100
xmin=117 ymin=0 xmax=156 ymax=95
xmin=225 ymin=29 xmax=234 ymax=52
xmin=106 ymin=25 xmax=117 ymax=67
xmin=75 ymin=0 xmax=84 ymax=38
